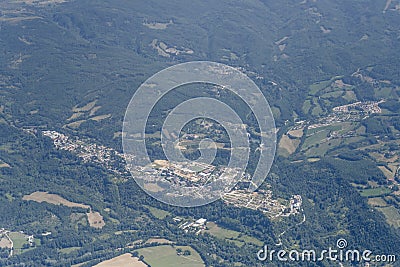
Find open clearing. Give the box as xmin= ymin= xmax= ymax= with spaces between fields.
xmin=145 ymin=238 xmax=174 ymax=245
xmin=94 ymin=253 xmax=147 ymax=267
xmin=279 ymin=135 xmax=300 ymax=155
xmin=359 ymin=188 xmax=392 ymax=198
xmin=65 ymin=120 xmax=87 ymax=128
xmin=9 ymin=232 xmax=26 ymax=254
xmin=143 ymin=20 xmax=173 ymax=30
xmin=205 ymin=222 xmax=263 ymax=247
xmin=378 ymin=166 xmax=395 ymax=180
xmin=288 ymin=128 xmax=304 ymax=138
xmin=90 ymin=114 xmax=111 ymax=121
xmin=136 ymin=245 xmax=204 ymax=267
xmin=368 ymin=197 xmax=388 ymax=207
xmin=58 ymin=246 xmax=81 ymax=254
xmin=145 ymin=206 xmax=170 ymax=219
xmin=377 ymin=206 xmax=400 ymax=228
xmin=0 ymin=162 xmax=10 ymax=168
xmin=23 ymin=191 xmax=90 ymax=209
xmin=23 ymin=191 xmax=105 ymax=228
xmin=87 ymin=211 xmax=105 ymax=229
xmin=72 ymin=100 xmax=97 ymax=112
xmin=0 ymin=237 xmax=12 ymax=248
xmin=143 ymin=183 xmax=164 ymax=192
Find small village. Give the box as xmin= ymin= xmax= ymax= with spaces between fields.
xmin=292 ymin=99 xmax=384 ymax=130
xmin=42 ymin=130 xmax=128 ymax=176
xmin=39 ymin=130 xmax=303 ymax=220
xmin=223 ymin=190 xmax=302 ymax=218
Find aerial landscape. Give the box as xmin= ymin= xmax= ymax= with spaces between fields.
xmin=0 ymin=0 xmax=400 ymax=266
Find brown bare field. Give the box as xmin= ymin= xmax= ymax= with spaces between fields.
xmin=0 ymin=162 xmax=11 ymax=168
xmin=67 ymin=112 xmax=84 ymax=121
xmin=89 ymin=106 xmax=102 ymax=116
xmin=72 ymin=100 xmax=97 ymax=112
xmin=23 ymin=192 xmax=90 ymax=209
xmin=87 ymin=211 xmax=105 ymax=229
xmin=0 ymin=16 xmax=42 ymax=22
xmin=94 ymin=253 xmax=146 ymax=267
xmin=378 ymin=166 xmax=394 ymax=180
xmin=145 ymin=238 xmax=174 ymax=245
xmin=23 ymin=191 xmax=105 ymax=229
xmin=13 ymin=0 xmax=66 ymax=4
xmin=143 ymin=183 xmax=164 ymax=192
xmin=0 ymin=237 xmax=12 ymax=248
xmin=64 ymin=120 xmax=87 ymax=128
xmin=90 ymin=114 xmax=111 ymax=121
xmin=307 ymin=157 xmax=321 ymax=162
xmin=288 ymin=128 xmax=304 ymax=138
xmin=143 ymin=21 xmax=172 ymax=30
xmin=279 ymin=135 xmax=300 ymax=155
xmin=368 ymin=197 xmax=387 ymax=207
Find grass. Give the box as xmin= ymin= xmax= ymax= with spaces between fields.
xmin=59 ymin=247 xmax=81 ymax=254
xmin=309 ymin=80 xmax=332 ymax=95
xmin=305 ymin=138 xmax=341 ymax=157
xmin=145 ymin=206 xmax=170 ymax=219
xmin=321 ymin=90 xmax=344 ymax=99
xmin=206 ymin=222 xmax=240 ymax=239
xmin=307 ymin=124 xmax=342 ymax=135
xmin=359 ymin=187 xmax=392 ymax=198
xmin=9 ymin=232 xmax=28 ymax=254
xmin=367 ymin=197 xmax=387 ymax=207
xmin=5 ymin=193 xmax=14 ymax=202
xmin=302 ymin=130 xmax=329 ymax=150
xmin=311 ymin=102 xmax=324 ymax=116
xmin=94 ymin=253 xmax=147 ymax=267
xmin=343 ymin=90 xmax=357 ymax=101
xmin=374 ymin=87 xmax=394 ymax=99
xmin=136 ymin=245 xmax=205 ymax=267
xmin=377 ymin=206 xmax=400 ymax=228
xmin=302 ymin=100 xmax=312 ymax=114
xmin=205 ymin=222 xmax=263 ymax=247
xmin=278 ymin=134 xmax=300 ymax=155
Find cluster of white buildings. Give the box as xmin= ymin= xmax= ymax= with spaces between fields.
xmin=176 ymin=218 xmax=207 ymax=235
xmin=222 ymin=190 xmax=302 ymax=218
xmin=332 ymin=100 xmax=384 ymax=114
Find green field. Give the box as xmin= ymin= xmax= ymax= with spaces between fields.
xmin=136 ymin=245 xmax=205 ymax=267
xmin=205 ymin=222 xmax=263 ymax=247
xmin=58 ymin=247 xmax=81 ymax=254
xmin=321 ymin=90 xmax=344 ymax=99
xmin=302 ymin=100 xmax=312 ymax=114
xmin=359 ymin=187 xmax=392 ymax=198
xmin=309 ymin=80 xmax=332 ymax=95
xmin=305 ymin=138 xmax=341 ymax=157
xmin=8 ymin=232 xmax=39 ymax=255
xmin=307 ymin=124 xmax=342 ymax=135
xmin=377 ymin=206 xmax=400 ymax=228
xmin=302 ymin=130 xmax=329 ymax=150
xmin=145 ymin=206 xmax=170 ymax=219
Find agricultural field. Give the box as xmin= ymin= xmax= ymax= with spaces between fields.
xmin=359 ymin=187 xmax=392 ymax=198
xmin=204 ymin=222 xmax=263 ymax=247
xmin=145 ymin=206 xmax=171 ymax=219
xmin=135 ymin=245 xmax=205 ymax=267
xmin=376 ymin=206 xmax=400 ymax=228
xmin=23 ymin=191 xmax=105 ymax=229
xmin=94 ymin=253 xmax=147 ymax=267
